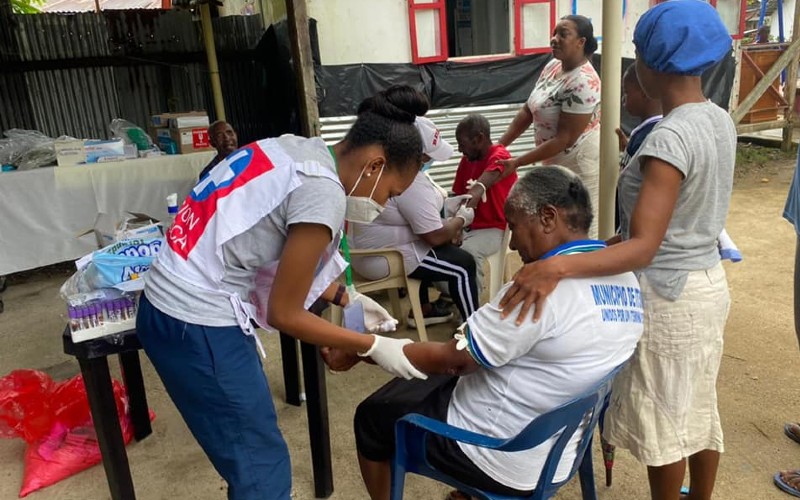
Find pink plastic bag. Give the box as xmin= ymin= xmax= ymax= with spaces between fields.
xmin=0 ymin=370 xmax=154 ymax=497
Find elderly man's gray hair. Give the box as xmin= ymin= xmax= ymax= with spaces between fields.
xmin=506 ymin=166 xmax=593 ymax=233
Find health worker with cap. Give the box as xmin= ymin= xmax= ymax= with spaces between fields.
xmin=497 ymin=14 xmax=602 ymax=237
xmin=499 ymin=2 xmax=735 ymax=499
xmin=136 ymin=87 xmax=431 ymax=500
xmin=350 ymin=89 xmax=479 ymax=327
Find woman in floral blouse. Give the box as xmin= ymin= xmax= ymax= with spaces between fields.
xmin=498 ymin=15 xmax=601 ymax=237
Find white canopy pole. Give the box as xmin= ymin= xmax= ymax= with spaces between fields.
xmin=598 ymin=0 xmax=624 ymax=239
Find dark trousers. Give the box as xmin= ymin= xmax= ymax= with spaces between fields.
xmin=408 ymin=244 xmax=478 ymax=321
xmin=136 ymin=294 xmax=291 ymax=500
xmin=355 ymin=375 xmax=532 ymax=497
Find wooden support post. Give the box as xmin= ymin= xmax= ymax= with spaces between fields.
xmin=598 ymin=0 xmax=623 ymax=239
xmin=732 ymin=37 xmax=800 ymax=124
xmin=782 ymin=0 xmax=800 ymax=151
xmin=200 ymin=2 xmax=226 ymax=121
xmin=286 ymin=0 xmax=320 ymax=138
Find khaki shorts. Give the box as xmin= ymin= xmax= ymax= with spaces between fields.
xmin=603 ymin=263 xmax=731 ymax=467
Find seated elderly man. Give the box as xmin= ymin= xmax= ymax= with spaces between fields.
xmin=198 ymin=120 xmax=238 ymax=180
xmin=323 ymin=166 xmax=644 ymax=499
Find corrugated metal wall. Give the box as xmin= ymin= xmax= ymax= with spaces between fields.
xmin=0 ymin=10 xmax=267 ymax=141
xmin=321 ymin=103 xmax=537 ymax=189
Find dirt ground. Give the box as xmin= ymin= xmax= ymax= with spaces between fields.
xmin=1 ymin=144 xmax=799 ymax=500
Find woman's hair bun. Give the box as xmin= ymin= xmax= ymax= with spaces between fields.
xmin=584 ymin=35 xmax=598 ymax=55
xmin=356 ymin=85 xmax=429 ymax=124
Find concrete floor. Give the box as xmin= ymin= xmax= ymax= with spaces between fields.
xmin=2 ymin=157 xmax=800 ymax=500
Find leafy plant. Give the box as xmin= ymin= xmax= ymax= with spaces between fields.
xmin=11 ymin=0 xmax=44 ymax=14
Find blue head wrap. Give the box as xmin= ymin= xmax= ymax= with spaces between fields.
xmin=633 ymin=0 xmax=731 ymax=76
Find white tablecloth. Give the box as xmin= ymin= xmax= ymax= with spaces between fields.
xmin=0 ymin=152 xmax=214 ymax=275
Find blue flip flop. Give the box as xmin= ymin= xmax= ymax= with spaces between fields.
xmin=785 ymin=423 xmax=800 ymax=445
xmin=775 ymin=472 xmax=800 ymax=498
xmin=680 ymin=486 xmax=689 ymax=495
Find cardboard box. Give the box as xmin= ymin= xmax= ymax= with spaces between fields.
xmin=84 ymin=139 xmax=126 ymax=163
xmin=148 ymin=111 xmax=208 ymax=142
xmin=169 ymin=115 xmax=210 ymax=129
xmin=54 ymin=138 xmax=86 ymax=166
xmin=171 ymin=127 xmax=213 ymax=154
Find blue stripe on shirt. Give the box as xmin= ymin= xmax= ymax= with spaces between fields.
xmin=466 ymin=324 xmax=495 ymax=369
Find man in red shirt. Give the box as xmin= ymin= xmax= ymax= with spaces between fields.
xmin=453 ymin=114 xmax=518 ymax=294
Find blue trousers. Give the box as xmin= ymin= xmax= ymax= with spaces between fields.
xmin=136 ymin=294 xmax=291 ymax=500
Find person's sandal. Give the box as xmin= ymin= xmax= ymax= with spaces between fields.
xmin=775 ymin=470 xmax=800 ymax=497
xmin=785 ymin=423 xmax=800 ymax=445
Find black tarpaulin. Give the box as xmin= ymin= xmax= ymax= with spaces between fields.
xmin=314 ymin=51 xmax=737 ymax=134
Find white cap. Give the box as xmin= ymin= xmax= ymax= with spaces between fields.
xmin=414 ymin=116 xmax=454 ymax=162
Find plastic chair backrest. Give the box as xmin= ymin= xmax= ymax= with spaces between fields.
xmin=391 ymin=360 xmax=628 ymax=500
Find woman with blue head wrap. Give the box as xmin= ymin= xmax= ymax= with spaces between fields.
xmin=499 ymin=2 xmax=735 ymax=498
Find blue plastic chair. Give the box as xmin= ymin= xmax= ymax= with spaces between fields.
xmin=390 ymin=362 xmax=628 ymax=500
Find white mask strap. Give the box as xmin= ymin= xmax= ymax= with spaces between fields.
xmin=368 ymin=165 xmax=385 ymax=199
xmin=347 ymin=164 xmax=369 ymax=197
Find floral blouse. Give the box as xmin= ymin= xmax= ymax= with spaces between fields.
xmin=526 ymin=59 xmax=602 ymax=152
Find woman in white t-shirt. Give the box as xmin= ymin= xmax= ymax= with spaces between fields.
xmin=497 ymin=15 xmax=601 ymax=237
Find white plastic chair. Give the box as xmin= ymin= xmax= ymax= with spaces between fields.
xmin=330 ymin=248 xmax=428 ymax=342
xmin=485 ymin=227 xmax=512 ymax=300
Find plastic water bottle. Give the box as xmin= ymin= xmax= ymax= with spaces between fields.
xmin=166 ymin=193 xmax=179 ymax=231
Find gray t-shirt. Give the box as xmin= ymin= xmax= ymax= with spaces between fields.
xmin=618 ymin=101 xmax=735 ymax=300
xmin=145 ymin=135 xmax=346 ymax=326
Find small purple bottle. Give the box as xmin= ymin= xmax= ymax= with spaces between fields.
xmin=126 ymin=298 xmax=136 ymax=319
xmin=68 ymin=306 xmax=79 ymax=332
xmin=96 ymin=303 xmax=105 ymax=326
xmin=76 ymin=307 xmax=86 ymax=330
xmin=88 ymin=305 xmax=98 ymax=328
xmin=116 ymin=299 xmax=127 ymax=321
xmin=105 ymin=300 xmax=115 ymax=322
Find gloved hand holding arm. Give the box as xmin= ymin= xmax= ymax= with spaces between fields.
xmin=455 ymin=205 xmax=475 ymax=227
xmin=444 ymin=194 xmax=472 ymax=218
xmin=359 ymin=335 xmax=428 ymax=380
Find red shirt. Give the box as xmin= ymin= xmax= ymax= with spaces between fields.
xmin=452 ymin=144 xmax=517 ymax=231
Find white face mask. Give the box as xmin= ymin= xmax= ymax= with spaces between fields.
xmin=345 ymin=164 xmax=385 ymax=224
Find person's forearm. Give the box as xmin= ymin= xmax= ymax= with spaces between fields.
xmin=514 ymin=136 xmax=571 ymax=167
xmin=498 ymin=107 xmax=533 ymax=147
xmin=403 ymin=341 xmax=478 ymax=376
xmin=466 ymin=171 xmax=501 ymax=208
xmin=421 ymin=217 xmax=465 ymax=247
xmin=475 ymin=170 xmax=501 ymax=191
xmin=320 ymin=283 xmax=348 ymax=306
xmin=270 ymin=308 xmax=374 ymax=353
xmin=551 ymin=237 xmax=660 ymax=280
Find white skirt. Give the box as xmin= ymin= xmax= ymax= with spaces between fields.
xmin=545 ymin=129 xmax=600 ymax=239
xmin=602 ymin=263 xmax=731 ymax=467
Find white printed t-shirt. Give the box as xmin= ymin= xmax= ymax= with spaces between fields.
xmin=527 ymin=59 xmax=601 ymax=152
xmin=447 ymin=240 xmax=643 ymax=491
